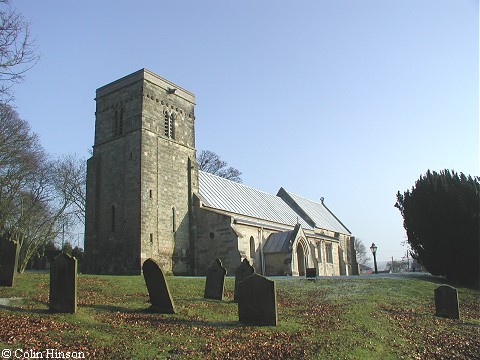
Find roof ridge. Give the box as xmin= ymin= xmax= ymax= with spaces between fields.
xmin=199 ymin=170 xmax=280 ymax=199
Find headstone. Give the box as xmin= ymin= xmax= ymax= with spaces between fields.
xmin=237 ymin=273 xmax=277 ymax=326
xmin=49 ymin=253 xmax=77 ymax=313
xmin=306 ymin=267 xmax=317 ymax=279
xmin=142 ymin=258 xmax=176 ymax=313
xmin=204 ymin=259 xmax=227 ymax=300
xmin=234 ymin=258 xmax=255 ymax=301
xmin=434 ymin=285 xmax=460 ymax=319
xmin=0 ymin=239 xmax=19 ymax=287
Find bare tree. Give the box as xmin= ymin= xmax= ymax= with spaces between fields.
xmin=197 ymin=150 xmax=242 ymax=183
xmin=354 ymin=237 xmax=370 ymax=266
xmin=0 ymin=0 xmax=39 ymax=101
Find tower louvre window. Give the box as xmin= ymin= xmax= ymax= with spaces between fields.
xmin=164 ymin=111 xmax=175 ymax=139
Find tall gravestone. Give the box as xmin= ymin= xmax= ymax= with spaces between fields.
xmin=204 ymin=259 xmax=227 ymax=300
xmin=237 ymin=273 xmax=277 ymax=326
xmin=0 ymin=239 xmax=19 ymax=286
xmin=434 ymin=284 xmax=460 ymax=319
xmin=49 ymin=253 xmax=77 ymax=313
xmin=234 ymin=259 xmax=255 ymax=301
xmin=142 ymin=258 xmax=176 ymax=313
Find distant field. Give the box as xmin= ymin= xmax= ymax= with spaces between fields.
xmin=0 ymin=273 xmax=478 ymax=359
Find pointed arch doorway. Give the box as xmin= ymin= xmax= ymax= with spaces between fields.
xmin=296 ymin=242 xmax=306 ymax=276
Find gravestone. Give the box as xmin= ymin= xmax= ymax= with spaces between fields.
xmin=142 ymin=258 xmax=176 ymax=313
xmin=0 ymin=239 xmax=19 ymax=286
xmin=306 ymin=267 xmax=317 ymax=279
xmin=49 ymin=253 xmax=77 ymax=313
xmin=234 ymin=258 xmax=255 ymax=301
xmin=434 ymin=284 xmax=460 ymax=319
xmin=204 ymin=259 xmax=227 ymax=300
xmin=237 ymin=273 xmax=277 ymax=326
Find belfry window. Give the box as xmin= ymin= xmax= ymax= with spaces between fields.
xmin=164 ymin=111 xmax=175 ymax=139
xmin=113 ymin=109 xmax=124 ymax=136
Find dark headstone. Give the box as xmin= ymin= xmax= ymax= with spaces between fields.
xmin=434 ymin=285 xmax=460 ymax=319
xmin=49 ymin=253 xmax=77 ymax=313
xmin=204 ymin=259 xmax=227 ymax=300
xmin=142 ymin=258 xmax=176 ymax=313
xmin=237 ymin=273 xmax=277 ymax=326
xmin=234 ymin=258 xmax=255 ymax=301
xmin=0 ymin=239 xmax=19 ymax=286
xmin=306 ymin=267 xmax=317 ymax=279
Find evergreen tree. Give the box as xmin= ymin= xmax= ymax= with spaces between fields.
xmin=395 ymin=170 xmax=479 ymax=285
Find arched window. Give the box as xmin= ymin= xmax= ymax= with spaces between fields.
xmin=296 ymin=241 xmax=306 ymax=276
xmin=249 ymin=236 xmax=255 ymax=260
xmin=118 ymin=108 xmax=124 ymax=135
xmin=164 ymin=111 xmax=175 ymax=139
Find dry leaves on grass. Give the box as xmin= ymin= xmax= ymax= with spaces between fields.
xmin=380 ymin=305 xmax=480 ymax=359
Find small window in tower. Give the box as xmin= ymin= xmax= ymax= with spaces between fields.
xmin=111 ymin=205 xmax=115 ymax=232
xmin=164 ymin=111 xmax=170 ymax=137
xmin=149 ymin=190 xmax=153 ymax=198
xmin=113 ymin=111 xmax=119 ymax=136
xmin=149 ymin=233 xmax=153 ymax=243
xmin=169 ymin=113 xmax=175 ymax=139
xmin=118 ymin=108 xmax=124 ymax=135
xmin=172 ymin=207 xmax=176 ymax=232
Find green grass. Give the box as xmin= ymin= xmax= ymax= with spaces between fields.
xmin=0 ymin=273 xmax=479 ymax=359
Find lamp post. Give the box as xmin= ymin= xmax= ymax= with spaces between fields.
xmin=370 ymin=243 xmax=378 ymax=274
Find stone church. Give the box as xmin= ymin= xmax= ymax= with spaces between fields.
xmin=84 ymin=69 xmax=358 ymax=277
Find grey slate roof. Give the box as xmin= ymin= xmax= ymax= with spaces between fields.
xmin=278 ymin=189 xmax=351 ymax=235
xmin=198 ymin=170 xmax=351 ymax=235
xmin=263 ymin=230 xmax=293 ymax=254
xmin=198 ymin=171 xmax=312 ymax=229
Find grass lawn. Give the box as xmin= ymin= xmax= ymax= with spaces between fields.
xmin=0 ymin=272 xmax=478 ymax=359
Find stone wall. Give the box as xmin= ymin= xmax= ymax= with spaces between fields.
xmin=84 ymin=69 xmax=198 ymax=275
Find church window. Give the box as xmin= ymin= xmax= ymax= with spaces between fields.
xmin=113 ymin=111 xmax=119 ymax=136
xmin=317 ymin=242 xmax=322 ymax=262
xmin=249 ymin=236 xmax=255 ymax=259
xmin=111 ymin=205 xmax=115 ymax=232
xmin=149 ymin=233 xmax=153 ymax=243
xmin=149 ymin=190 xmax=153 ymax=199
xmin=326 ymin=243 xmax=333 ymax=263
xmin=118 ymin=108 xmax=124 ymax=135
xmin=172 ymin=207 xmax=175 ymax=232
xmin=164 ymin=111 xmax=175 ymax=139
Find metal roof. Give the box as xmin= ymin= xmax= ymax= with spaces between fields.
xmin=280 ymin=190 xmax=351 ymax=235
xmin=263 ymin=230 xmax=293 ymax=254
xmin=198 ymin=171 xmax=351 ymax=235
xmin=198 ymin=171 xmax=312 ymax=229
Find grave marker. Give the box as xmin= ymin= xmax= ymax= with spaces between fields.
xmin=204 ymin=259 xmax=227 ymax=300
xmin=49 ymin=253 xmax=77 ymax=313
xmin=142 ymin=258 xmax=176 ymax=313
xmin=237 ymin=273 xmax=277 ymax=326
xmin=234 ymin=258 xmax=255 ymax=301
xmin=0 ymin=239 xmax=19 ymax=287
xmin=434 ymin=284 xmax=460 ymax=319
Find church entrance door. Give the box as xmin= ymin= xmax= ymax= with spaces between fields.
xmin=296 ymin=243 xmax=306 ymax=276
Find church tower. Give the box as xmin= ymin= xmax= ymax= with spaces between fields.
xmin=84 ymin=69 xmax=198 ymax=275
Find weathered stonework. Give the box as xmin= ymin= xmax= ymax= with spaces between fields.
xmin=84 ymin=69 xmax=355 ymax=277
xmin=84 ymin=69 xmax=198 ymax=275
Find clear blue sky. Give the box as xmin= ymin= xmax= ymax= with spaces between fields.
xmin=12 ymin=1 xmax=479 ymax=264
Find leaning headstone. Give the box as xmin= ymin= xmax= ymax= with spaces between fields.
xmin=306 ymin=267 xmax=317 ymax=279
xmin=237 ymin=273 xmax=277 ymax=326
xmin=0 ymin=239 xmax=19 ymax=287
xmin=234 ymin=258 xmax=255 ymax=301
xmin=49 ymin=253 xmax=77 ymax=313
xmin=204 ymin=259 xmax=227 ymax=300
xmin=142 ymin=258 xmax=176 ymax=314
xmin=434 ymin=284 xmax=460 ymax=319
